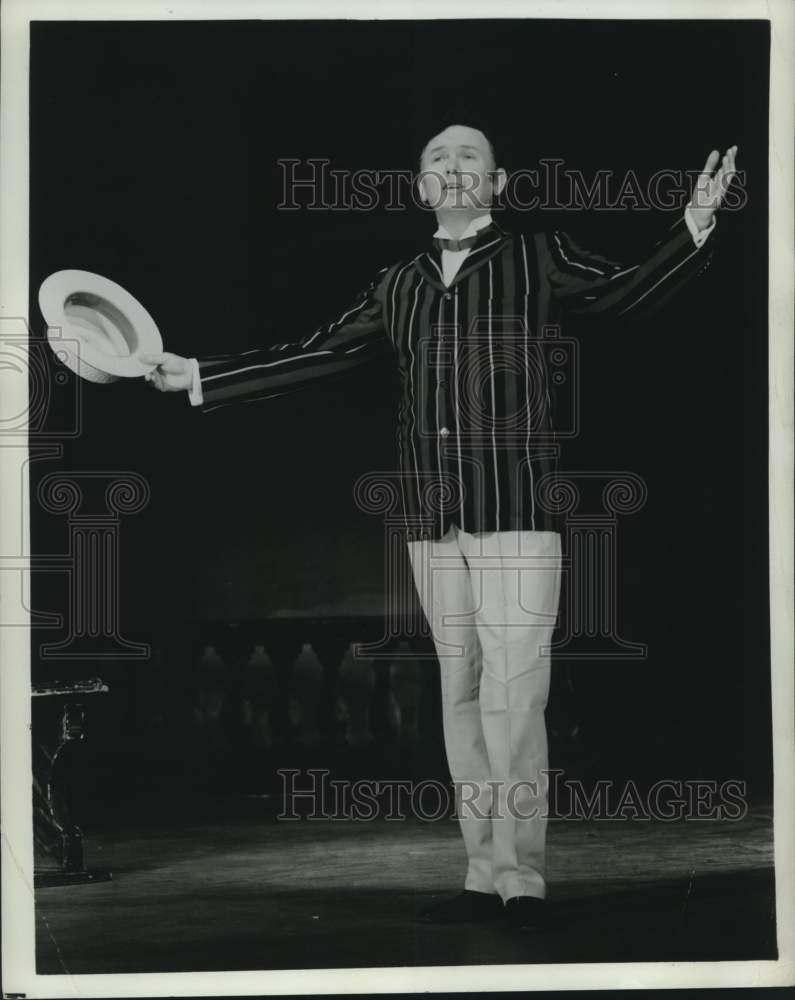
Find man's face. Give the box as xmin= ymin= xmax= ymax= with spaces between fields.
xmin=417 ymin=124 xmax=504 ymax=212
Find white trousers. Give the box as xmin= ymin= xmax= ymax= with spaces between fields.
xmin=406 ymin=525 xmax=562 ymax=902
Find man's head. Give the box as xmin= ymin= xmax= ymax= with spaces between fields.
xmin=417 ymin=123 xmax=507 ymax=216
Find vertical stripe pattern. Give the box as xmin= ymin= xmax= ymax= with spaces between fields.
xmin=198 ymin=216 xmax=714 ymax=539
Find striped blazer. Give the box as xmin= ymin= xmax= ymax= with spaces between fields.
xmin=198 ymin=215 xmax=713 ymax=539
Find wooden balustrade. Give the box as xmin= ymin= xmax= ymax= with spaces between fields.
xmin=31 ymin=614 xmax=586 ymax=883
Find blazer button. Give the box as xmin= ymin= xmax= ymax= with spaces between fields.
xmin=439 ymin=426 xmax=450 ymax=438
xmin=443 ymin=292 xmax=452 ymax=300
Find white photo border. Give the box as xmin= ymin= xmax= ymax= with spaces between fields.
xmin=1 ymin=0 xmax=793 ymax=995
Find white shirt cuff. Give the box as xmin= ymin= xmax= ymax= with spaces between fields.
xmin=188 ymin=358 xmax=203 ymax=406
xmin=684 ymin=205 xmax=716 ymax=248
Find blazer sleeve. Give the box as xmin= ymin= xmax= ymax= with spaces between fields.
xmin=542 ymin=214 xmax=715 ymax=322
xmin=196 ymin=265 xmax=393 ymax=411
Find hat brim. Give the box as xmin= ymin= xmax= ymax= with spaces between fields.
xmin=39 ymin=269 xmax=164 ymax=382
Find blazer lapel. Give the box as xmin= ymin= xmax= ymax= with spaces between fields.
xmin=414 ymin=246 xmax=447 ymax=291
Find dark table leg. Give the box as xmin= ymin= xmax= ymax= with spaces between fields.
xmin=33 ymin=684 xmax=112 ymax=888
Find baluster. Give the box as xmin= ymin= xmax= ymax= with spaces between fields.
xmin=264 ymin=634 xmax=302 ymax=749
xmin=291 ymin=642 xmax=324 ymax=751
xmin=390 ymin=640 xmax=423 ymax=758
xmin=191 ymin=643 xmax=229 ymax=782
xmin=241 ymin=643 xmax=277 ymax=751
xmin=338 ymin=642 xmax=375 ymax=750
xmin=312 ymin=634 xmax=349 ymax=747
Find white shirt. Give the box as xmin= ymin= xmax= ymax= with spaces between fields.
xmin=434 ymin=212 xmax=497 ymax=286
xmin=188 ymin=206 xmax=714 ymax=406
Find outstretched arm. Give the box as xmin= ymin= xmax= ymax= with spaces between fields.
xmin=544 ymin=145 xmax=738 ymax=321
xmin=142 ymin=265 xmax=394 ymax=411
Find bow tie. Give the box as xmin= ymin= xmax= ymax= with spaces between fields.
xmin=433 ymin=232 xmax=485 ymax=252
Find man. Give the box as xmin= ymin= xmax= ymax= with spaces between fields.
xmin=143 ymin=124 xmax=738 ymax=932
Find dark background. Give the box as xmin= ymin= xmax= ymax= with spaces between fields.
xmin=29 ymin=19 xmax=771 ymax=792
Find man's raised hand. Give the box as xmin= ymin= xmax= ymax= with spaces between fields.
xmin=140 ymin=352 xmax=194 ymax=393
xmin=688 ymin=145 xmax=739 ymax=232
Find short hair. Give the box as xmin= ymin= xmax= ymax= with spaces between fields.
xmin=418 ymin=120 xmax=499 ymax=172
xmin=420 ymin=122 xmax=497 ymax=170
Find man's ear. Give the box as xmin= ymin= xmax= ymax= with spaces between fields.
xmin=491 ymin=167 xmax=508 ymax=198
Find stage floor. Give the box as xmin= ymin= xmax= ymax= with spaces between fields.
xmin=35 ymin=795 xmax=777 ymax=974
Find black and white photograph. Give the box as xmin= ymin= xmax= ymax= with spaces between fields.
xmin=1 ymin=0 xmax=793 ymax=995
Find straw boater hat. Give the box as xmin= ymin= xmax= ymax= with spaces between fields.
xmin=39 ymin=269 xmax=162 ymax=383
